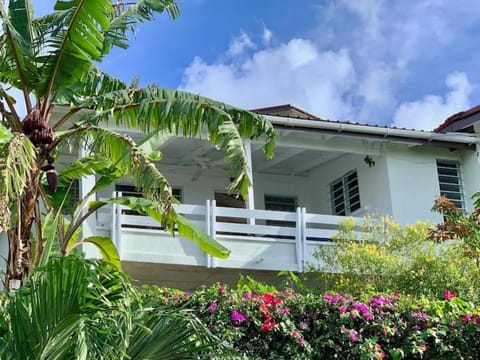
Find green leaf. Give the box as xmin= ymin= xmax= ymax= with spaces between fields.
xmin=81 ymin=236 xmax=121 ymax=271
xmin=38 ymin=210 xmax=62 ymax=266
xmin=37 ymin=0 xmax=114 ymax=98
xmin=176 ymin=214 xmax=230 ymax=259
xmin=0 ymin=122 xmax=13 ymax=144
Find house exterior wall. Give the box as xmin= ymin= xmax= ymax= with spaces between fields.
xmin=461 ymin=149 xmax=480 ymax=209
xmin=385 ymin=145 xmax=479 ymax=225
xmin=307 ymin=153 xmax=393 ymax=217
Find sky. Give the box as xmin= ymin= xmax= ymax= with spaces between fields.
xmin=29 ymin=0 xmax=480 ymax=130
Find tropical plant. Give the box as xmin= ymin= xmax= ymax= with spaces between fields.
xmin=310 ymin=215 xmax=480 ymax=302
xmin=142 ymin=281 xmax=480 ymax=359
xmin=430 ymin=195 xmax=480 ymax=268
xmin=0 ymin=255 xmax=227 ymax=359
xmin=0 ymin=0 xmax=275 ymax=289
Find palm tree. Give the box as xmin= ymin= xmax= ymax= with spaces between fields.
xmin=0 ymin=0 xmax=275 ymax=290
xmin=0 ymin=255 xmax=230 ymax=359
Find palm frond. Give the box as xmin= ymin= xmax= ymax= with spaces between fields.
xmin=83 ymin=86 xmax=276 ymax=198
xmin=51 ymin=66 xmax=130 ymax=112
xmin=0 ymin=0 xmax=36 ymax=109
xmin=0 ymin=129 xmax=37 ymax=232
xmin=105 ymin=0 xmax=179 ymax=51
xmin=36 ymin=0 xmax=113 ymax=102
xmin=127 ymin=308 xmax=227 ymax=360
xmin=58 ymin=124 xmax=174 ymax=214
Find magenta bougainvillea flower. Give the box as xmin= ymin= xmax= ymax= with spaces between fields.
xmin=231 ymin=310 xmax=246 ymax=323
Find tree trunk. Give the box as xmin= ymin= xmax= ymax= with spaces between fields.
xmin=5 ymin=173 xmax=39 ymax=290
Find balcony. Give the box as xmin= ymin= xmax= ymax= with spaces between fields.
xmin=97 ymin=196 xmax=361 ymax=273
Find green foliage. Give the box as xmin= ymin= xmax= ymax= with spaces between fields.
xmin=0 ymin=256 xmax=225 ymax=359
xmin=310 ymin=215 xmax=480 ymax=302
xmin=142 ymin=282 xmax=480 ymax=359
xmin=430 ymin=195 xmax=480 ymax=267
xmin=1 ymin=0 xmax=276 ymax=285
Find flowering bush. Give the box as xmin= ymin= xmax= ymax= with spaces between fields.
xmin=141 ymin=284 xmax=480 ymax=359
xmin=430 ymin=195 xmax=480 ymax=268
xmin=311 ymin=215 xmax=480 ymax=302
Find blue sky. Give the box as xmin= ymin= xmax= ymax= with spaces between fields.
xmin=31 ymin=1 xmax=480 ymax=130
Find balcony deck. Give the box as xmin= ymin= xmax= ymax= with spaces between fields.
xmin=97 ymin=199 xmax=361 ymax=273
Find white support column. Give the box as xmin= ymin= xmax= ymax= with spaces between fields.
xmin=244 ymin=139 xmax=255 ymax=225
xmin=206 ymin=200 xmax=212 ymax=268
xmin=79 ymin=143 xmax=98 ymax=258
xmin=210 ymin=200 xmax=217 ymax=268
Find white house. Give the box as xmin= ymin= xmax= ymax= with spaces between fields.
xmin=77 ymin=104 xmax=480 ymax=288
xmin=2 ymin=104 xmax=480 ymax=289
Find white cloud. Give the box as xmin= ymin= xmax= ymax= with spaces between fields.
xmin=262 ymin=26 xmax=272 ymax=46
xmin=392 ymin=72 xmax=473 ymax=130
xmin=179 ymin=0 xmax=480 ymax=127
xmin=228 ymin=32 xmax=256 ymax=57
xmin=181 ymin=39 xmax=356 ymax=120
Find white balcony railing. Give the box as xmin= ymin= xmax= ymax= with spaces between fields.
xmin=97 ymin=194 xmax=361 ymax=272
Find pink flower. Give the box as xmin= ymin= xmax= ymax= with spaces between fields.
xmin=207 ymin=302 xmax=217 ymax=313
xmin=231 ymin=310 xmax=246 ymax=323
xmin=339 ymin=305 xmax=348 ymax=313
xmin=348 ymin=329 xmax=358 ymax=343
xmin=280 ymin=307 xmax=291 ymax=314
xmin=444 ymin=289 xmax=458 ymax=301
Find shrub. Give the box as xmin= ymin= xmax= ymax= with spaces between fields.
xmin=142 ymin=283 xmax=480 ymax=359
xmin=310 ymin=215 xmax=480 ymax=302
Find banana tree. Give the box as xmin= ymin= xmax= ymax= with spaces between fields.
xmin=0 ymin=0 xmax=275 ymax=290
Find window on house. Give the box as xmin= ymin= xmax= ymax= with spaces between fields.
xmin=115 ymin=184 xmax=183 ymax=202
xmin=115 ymin=184 xmax=183 ymax=216
xmin=436 ymin=160 xmax=465 ymax=210
xmin=264 ymin=195 xmax=297 ymax=227
xmin=264 ymin=195 xmax=297 ymax=212
xmin=330 ymin=170 xmax=361 ymax=216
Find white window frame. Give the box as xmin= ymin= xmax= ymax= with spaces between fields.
xmin=436 ymin=160 xmax=465 ymax=210
xmin=330 ymin=170 xmax=361 ymax=216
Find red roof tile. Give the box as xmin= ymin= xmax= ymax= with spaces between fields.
xmin=434 ymin=105 xmax=480 ymax=133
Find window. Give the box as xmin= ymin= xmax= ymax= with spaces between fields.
xmin=436 ymin=160 xmax=464 ymax=210
xmin=264 ymin=195 xmax=297 ymax=212
xmin=330 ymin=170 xmax=360 ymax=215
xmin=115 ymin=184 xmax=183 ymax=202
xmin=264 ymin=195 xmax=296 ymax=227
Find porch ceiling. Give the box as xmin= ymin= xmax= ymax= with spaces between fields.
xmin=156 ymin=137 xmax=346 ymax=177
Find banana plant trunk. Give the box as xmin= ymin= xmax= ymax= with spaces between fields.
xmin=5 ymin=173 xmax=39 ymax=290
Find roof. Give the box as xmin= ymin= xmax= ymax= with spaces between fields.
xmin=434 ymin=105 xmax=480 ymax=133
xmin=251 ymin=104 xmax=424 ymax=132
xmin=250 ymin=104 xmax=478 ymax=149
xmin=251 ymin=104 xmax=320 ymax=120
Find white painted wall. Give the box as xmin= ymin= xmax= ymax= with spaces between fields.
xmin=308 ymin=153 xmax=393 ymax=217
xmin=461 ymin=149 xmax=480 ymax=210
xmin=384 ymin=144 xmax=478 ymax=224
